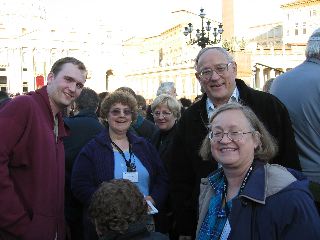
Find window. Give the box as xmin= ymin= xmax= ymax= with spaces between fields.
xmin=23 ymin=82 xmax=28 ymax=92
xmin=0 ymin=76 xmax=7 ymax=84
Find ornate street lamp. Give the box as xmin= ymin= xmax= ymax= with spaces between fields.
xmin=183 ymin=8 xmax=224 ymax=49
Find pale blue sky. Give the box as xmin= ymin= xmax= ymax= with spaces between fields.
xmin=43 ymin=0 xmax=290 ymax=39
xmin=44 ymin=0 xmax=221 ymax=37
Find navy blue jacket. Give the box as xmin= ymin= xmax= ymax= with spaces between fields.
xmin=71 ymin=129 xmax=168 ymax=208
xmin=197 ymin=161 xmax=320 ymax=240
xmin=71 ymin=130 xmax=168 ymax=240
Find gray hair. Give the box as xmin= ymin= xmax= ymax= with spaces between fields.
xmin=199 ymin=102 xmax=278 ymax=162
xmin=151 ymin=94 xmax=182 ymax=119
xmin=306 ymin=28 xmax=320 ymax=59
xmin=194 ymin=47 xmax=234 ymax=71
xmin=156 ymin=82 xmax=175 ymax=96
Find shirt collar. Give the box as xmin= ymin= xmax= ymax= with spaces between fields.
xmin=206 ymin=87 xmax=239 ymax=119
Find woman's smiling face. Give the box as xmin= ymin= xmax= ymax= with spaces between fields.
xmin=210 ymin=109 xmax=259 ymax=168
xmin=107 ymin=103 xmax=133 ymax=135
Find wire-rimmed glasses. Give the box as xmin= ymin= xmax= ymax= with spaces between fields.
xmin=198 ymin=62 xmax=232 ymax=81
xmin=209 ymin=131 xmax=254 ymax=142
xmin=152 ymin=111 xmax=173 ymax=118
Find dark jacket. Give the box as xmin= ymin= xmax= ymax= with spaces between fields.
xmin=169 ymin=79 xmax=301 ymax=236
xmin=64 ymin=109 xmax=104 ymax=172
xmin=151 ymin=124 xmax=177 ymax=170
xmin=151 ymin=124 xmax=178 ymax=235
xmin=63 ymin=109 xmax=104 ymax=240
xmin=131 ymin=114 xmax=158 ymax=142
xmin=196 ymin=161 xmax=320 ymax=240
xmin=0 ymin=87 xmax=67 ymax=240
xmin=71 ymin=130 xmax=168 ymax=240
xmin=99 ymin=223 xmax=169 ymax=240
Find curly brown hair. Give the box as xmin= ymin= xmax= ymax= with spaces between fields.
xmin=88 ymin=179 xmax=148 ymax=235
xmin=99 ymin=90 xmax=138 ymax=122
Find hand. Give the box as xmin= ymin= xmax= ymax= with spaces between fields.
xmin=144 ymin=195 xmax=155 ymax=206
xmin=179 ymin=236 xmax=192 ymax=240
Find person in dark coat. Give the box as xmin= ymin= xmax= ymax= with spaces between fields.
xmin=0 ymin=57 xmax=87 ymax=240
xmin=150 ymin=94 xmax=181 ymax=238
xmin=89 ymin=179 xmax=168 ymax=240
xmin=169 ymin=47 xmax=301 ymax=239
xmin=71 ymin=91 xmax=168 ymax=240
xmin=196 ymin=102 xmax=320 ymax=240
xmin=64 ymin=87 xmax=105 ymax=240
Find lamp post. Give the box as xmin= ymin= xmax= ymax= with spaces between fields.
xmin=183 ymin=8 xmax=224 ymax=49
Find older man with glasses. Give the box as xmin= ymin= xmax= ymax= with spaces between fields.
xmin=169 ymin=47 xmax=301 ymax=240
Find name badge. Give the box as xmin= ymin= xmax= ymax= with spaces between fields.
xmin=123 ymin=172 xmax=138 ymax=182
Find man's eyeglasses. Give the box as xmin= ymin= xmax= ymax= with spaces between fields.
xmin=152 ymin=111 xmax=172 ymax=118
xmin=109 ymin=109 xmax=133 ymax=117
xmin=209 ymin=131 xmax=254 ymax=143
xmin=198 ymin=63 xmax=232 ymax=81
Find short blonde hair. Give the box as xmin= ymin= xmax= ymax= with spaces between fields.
xmin=199 ymin=102 xmax=278 ymax=162
xmin=151 ymin=94 xmax=181 ymax=119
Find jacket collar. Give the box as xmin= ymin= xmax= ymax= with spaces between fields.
xmin=306 ymin=57 xmax=320 ymax=65
xmin=95 ymin=128 xmax=144 ymax=148
xmin=193 ymin=94 xmax=210 ymax=130
xmin=239 ymin=161 xmax=297 ymax=204
xmin=32 ymin=86 xmax=68 ymax=138
xmin=73 ymin=109 xmax=99 ymax=119
xmin=239 ymin=161 xmax=266 ymax=204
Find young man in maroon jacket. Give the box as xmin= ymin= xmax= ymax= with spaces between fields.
xmin=0 ymin=57 xmax=87 ymax=240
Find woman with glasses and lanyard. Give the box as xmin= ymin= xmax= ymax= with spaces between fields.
xmin=150 ymin=94 xmax=182 ymax=239
xmin=196 ymin=102 xmax=320 ymax=240
xmin=71 ymin=90 xmax=168 ymax=240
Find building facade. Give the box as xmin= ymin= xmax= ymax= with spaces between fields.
xmin=223 ymin=0 xmax=320 ymax=90
xmin=1 ymin=0 xmax=319 ymax=98
xmin=121 ymin=9 xmax=222 ymax=100
xmin=0 ymin=0 xmax=121 ymax=94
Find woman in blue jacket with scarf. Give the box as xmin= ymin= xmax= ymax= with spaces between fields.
xmin=71 ymin=90 xmax=168 ymax=240
xmin=196 ymin=102 xmax=320 ymax=240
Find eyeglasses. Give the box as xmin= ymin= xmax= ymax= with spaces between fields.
xmin=109 ymin=109 xmax=133 ymax=117
xmin=208 ymin=131 xmax=254 ymax=143
xmin=152 ymin=111 xmax=172 ymax=118
xmin=198 ymin=63 xmax=232 ymax=81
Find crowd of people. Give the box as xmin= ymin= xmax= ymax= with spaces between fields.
xmin=0 ymin=28 xmax=320 ymax=240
